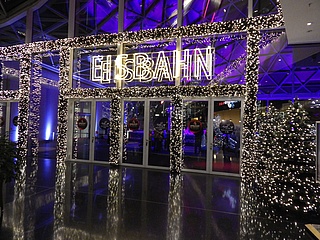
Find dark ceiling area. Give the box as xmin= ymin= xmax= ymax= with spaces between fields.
xmin=0 ymin=0 xmax=40 ymax=20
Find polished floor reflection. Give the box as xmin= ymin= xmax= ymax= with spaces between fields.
xmin=0 ymin=157 xmax=317 ymax=239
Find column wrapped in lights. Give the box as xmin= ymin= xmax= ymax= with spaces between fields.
xmin=110 ymin=96 xmax=122 ymax=165
xmin=54 ymin=47 xmax=70 ymax=220
xmin=23 ymin=54 xmax=43 ymax=240
xmin=170 ymin=95 xmax=183 ymax=173
xmin=15 ymin=52 xmax=32 ymax=198
xmin=241 ymin=23 xmax=261 ymax=179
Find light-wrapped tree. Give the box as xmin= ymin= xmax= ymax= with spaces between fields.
xmin=269 ymin=101 xmax=318 ymax=212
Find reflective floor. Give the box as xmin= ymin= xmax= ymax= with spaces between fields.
xmin=0 ymin=156 xmax=318 ymax=240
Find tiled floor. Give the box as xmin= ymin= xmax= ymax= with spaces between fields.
xmin=0 ymin=157 xmax=318 ymax=239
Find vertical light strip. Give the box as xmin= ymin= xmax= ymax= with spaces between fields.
xmin=122 ymin=102 xmax=128 ymax=163
xmin=73 ymin=50 xmax=81 ymax=159
xmin=110 ymin=96 xmax=122 ymax=164
xmin=75 ymin=50 xmax=81 ymax=88
xmin=73 ymin=101 xmax=79 ymax=159
xmin=170 ymin=94 xmax=183 ymax=173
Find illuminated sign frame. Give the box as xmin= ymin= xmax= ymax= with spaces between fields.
xmin=91 ymin=47 xmax=215 ymax=83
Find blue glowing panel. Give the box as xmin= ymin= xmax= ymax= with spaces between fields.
xmin=183 ymin=0 xmax=248 ymax=26
xmin=76 ymin=0 xmax=118 ymax=36
xmin=40 ymin=87 xmax=59 ymax=141
xmin=258 ymin=32 xmax=320 ymax=100
xmin=87 ymin=0 xmax=118 ymax=33
xmin=124 ymin=0 xmax=177 ymax=31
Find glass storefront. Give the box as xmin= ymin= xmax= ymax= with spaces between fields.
xmin=69 ymin=97 xmax=242 ymax=174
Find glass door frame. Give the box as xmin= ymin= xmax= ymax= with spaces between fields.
xmin=120 ymin=98 xmax=171 ymax=170
xmin=181 ymin=97 xmax=243 ymax=177
xmin=67 ymin=99 xmax=111 ymax=163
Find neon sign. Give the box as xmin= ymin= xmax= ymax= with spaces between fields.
xmin=91 ymin=47 xmax=215 ymax=83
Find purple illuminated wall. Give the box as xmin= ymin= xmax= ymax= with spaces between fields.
xmin=40 ymin=86 xmax=59 ymax=141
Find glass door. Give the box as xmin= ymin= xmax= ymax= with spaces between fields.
xmin=122 ymin=99 xmax=171 ymax=168
xmin=94 ymin=101 xmax=111 ymax=162
xmin=211 ymin=100 xmax=242 ymax=174
xmin=122 ymin=100 xmax=145 ymax=165
xmin=182 ymin=100 xmax=209 ymax=171
xmin=72 ymin=101 xmax=92 ymax=160
xmin=147 ymin=100 xmax=171 ymax=167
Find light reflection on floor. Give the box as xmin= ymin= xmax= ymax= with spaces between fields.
xmin=0 ymin=158 xmax=315 ymax=240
